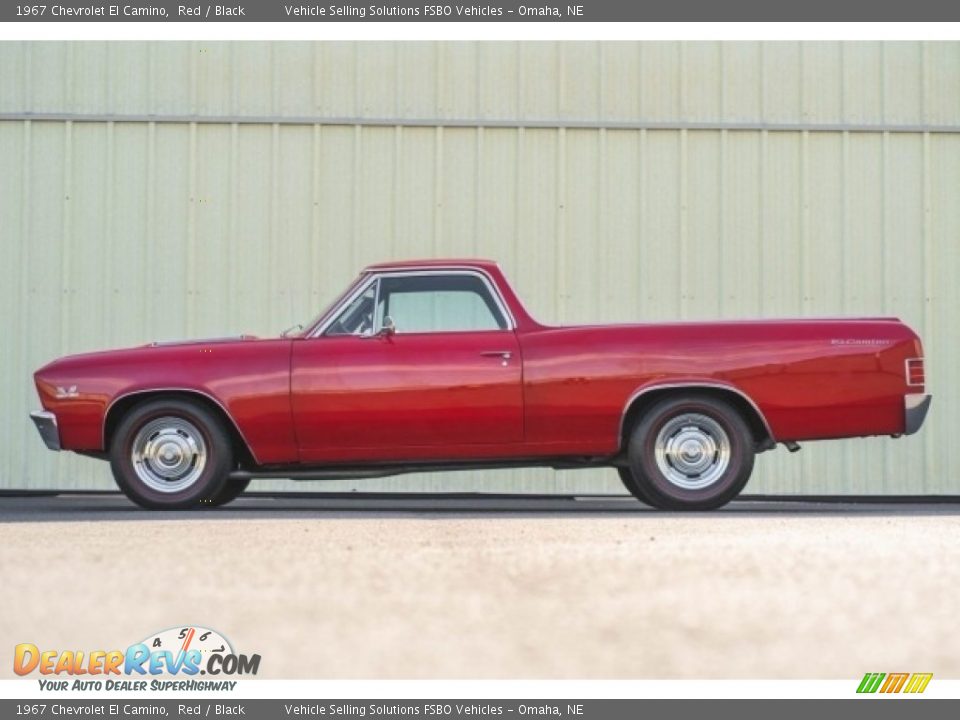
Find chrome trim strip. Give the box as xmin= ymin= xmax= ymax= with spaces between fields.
xmin=150 ymin=336 xmax=249 ymax=347
xmin=5 ymin=113 xmax=960 ymax=135
xmin=904 ymin=393 xmax=932 ymax=436
xmin=309 ymin=267 xmax=516 ymax=338
xmin=102 ymin=388 xmax=260 ymax=464
xmin=618 ymin=382 xmax=776 ymax=449
xmin=30 ymin=411 xmax=61 ymax=451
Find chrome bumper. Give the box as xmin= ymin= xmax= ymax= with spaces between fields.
xmin=904 ymin=394 xmax=932 ymax=436
xmin=30 ymin=411 xmax=61 ymax=451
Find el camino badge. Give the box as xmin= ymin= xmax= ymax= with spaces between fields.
xmin=830 ymin=339 xmax=892 ymax=346
xmin=55 ymin=385 xmax=79 ymax=398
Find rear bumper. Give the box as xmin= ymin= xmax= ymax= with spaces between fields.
xmin=904 ymin=394 xmax=932 ymax=436
xmin=30 ymin=411 xmax=61 ymax=451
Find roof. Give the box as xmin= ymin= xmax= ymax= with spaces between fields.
xmin=362 ymin=258 xmax=500 ymax=273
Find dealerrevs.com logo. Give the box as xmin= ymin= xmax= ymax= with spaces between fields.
xmin=14 ymin=626 xmax=260 ymax=692
xmin=857 ymin=672 xmax=933 ymax=695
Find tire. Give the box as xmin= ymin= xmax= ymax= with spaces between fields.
xmin=626 ymin=394 xmax=755 ymax=511
xmin=110 ymin=398 xmax=233 ymax=510
xmin=204 ymin=478 xmax=251 ymax=508
xmin=616 ymin=467 xmax=655 ymax=506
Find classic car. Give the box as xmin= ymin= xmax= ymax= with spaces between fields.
xmin=31 ymin=259 xmax=930 ymax=511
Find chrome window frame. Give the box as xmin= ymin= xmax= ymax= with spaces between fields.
xmin=310 ymin=268 xmax=516 ymax=338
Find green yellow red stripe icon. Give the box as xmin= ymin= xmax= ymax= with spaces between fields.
xmin=857 ymin=672 xmax=932 ymax=694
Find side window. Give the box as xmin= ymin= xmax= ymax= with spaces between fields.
xmin=376 ymin=274 xmax=508 ymax=333
xmin=325 ymin=283 xmax=376 ymax=336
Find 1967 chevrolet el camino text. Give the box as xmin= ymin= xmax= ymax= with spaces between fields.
xmin=31 ymin=259 xmax=931 ymax=510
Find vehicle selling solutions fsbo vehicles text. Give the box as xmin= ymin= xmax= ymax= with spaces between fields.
xmin=282 ymin=5 xmax=499 ymax=17
xmin=282 ymin=5 xmax=583 ymax=17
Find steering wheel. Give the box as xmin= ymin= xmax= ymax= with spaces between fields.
xmin=356 ymin=314 xmax=373 ymax=336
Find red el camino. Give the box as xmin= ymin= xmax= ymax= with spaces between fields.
xmin=31 ymin=259 xmax=931 ymax=510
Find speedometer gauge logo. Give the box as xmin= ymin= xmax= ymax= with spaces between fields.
xmin=140 ymin=626 xmax=234 ymax=661
xmin=137 ymin=625 xmax=252 ymax=676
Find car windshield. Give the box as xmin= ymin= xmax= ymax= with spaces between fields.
xmin=288 ymin=274 xmax=366 ymax=337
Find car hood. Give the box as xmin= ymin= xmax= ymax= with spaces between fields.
xmin=34 ymin=335 xmax=265 ymax=377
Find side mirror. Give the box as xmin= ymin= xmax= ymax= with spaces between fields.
xmin=379 ymin=316 xmax=396 ymax=337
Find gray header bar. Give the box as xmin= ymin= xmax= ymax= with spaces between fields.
xmin=3 ymin=0 xmax=960 ymax=22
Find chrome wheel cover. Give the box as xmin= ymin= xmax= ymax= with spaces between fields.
xmin=131 ymin=417 xmax=207 ymax=493
xmin=654 ymin=413 xmax=731 ymax=490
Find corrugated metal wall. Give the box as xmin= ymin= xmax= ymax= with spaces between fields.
xmin=1 ymin=41 xmax=958 ymax=494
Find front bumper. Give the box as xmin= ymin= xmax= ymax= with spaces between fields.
xmin=30 ymin=411 xmax=61 ymax=451
xmin=904 ymin=393 xmax=932 ymax=436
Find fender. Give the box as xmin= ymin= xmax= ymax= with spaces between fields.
xmin=618 ymin=380 xmax=776 ymax=450
xmin=102 ymin=387 xmax=261 ymax=464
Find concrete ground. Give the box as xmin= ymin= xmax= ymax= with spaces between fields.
xmin=1 ymin=492 xmax=958 ymax=680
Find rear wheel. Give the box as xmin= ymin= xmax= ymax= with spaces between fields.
xmin=616 ymin=467 xmax=655 ymax=506
xmin=626 ymin=394 xmax=755 ymax=511
xmin=110 ymin=399 xmax=233 ymax=510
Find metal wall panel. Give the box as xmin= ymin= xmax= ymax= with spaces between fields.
xmin=1 ymin=41 xmax=958 ymax=495
xmin=3 ymin=41 xmax=959 ymax=125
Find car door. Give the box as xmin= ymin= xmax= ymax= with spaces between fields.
xmin=291 ymin=271 xmax=524 ymax=463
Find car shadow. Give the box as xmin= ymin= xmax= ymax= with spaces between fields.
xmin=1 ymin=491 xmax=959 ymax=523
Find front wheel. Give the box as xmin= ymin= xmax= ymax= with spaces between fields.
xmin=626 ymin=394 xmax=755 ymax=511
xmin=110 ymin=399 xmax=234 ymax=510
xmin=204 ymin=478 xmax=251 ymax=507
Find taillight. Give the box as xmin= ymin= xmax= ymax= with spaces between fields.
xmin=906 ymin=358 xmax=925 ymax=387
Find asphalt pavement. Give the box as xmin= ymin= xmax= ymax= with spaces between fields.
xmin=2 ymin=492 xmax=958 ymax=679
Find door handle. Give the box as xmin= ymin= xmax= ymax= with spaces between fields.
xmin=480 ymin=350 xmax=513 ymax=366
